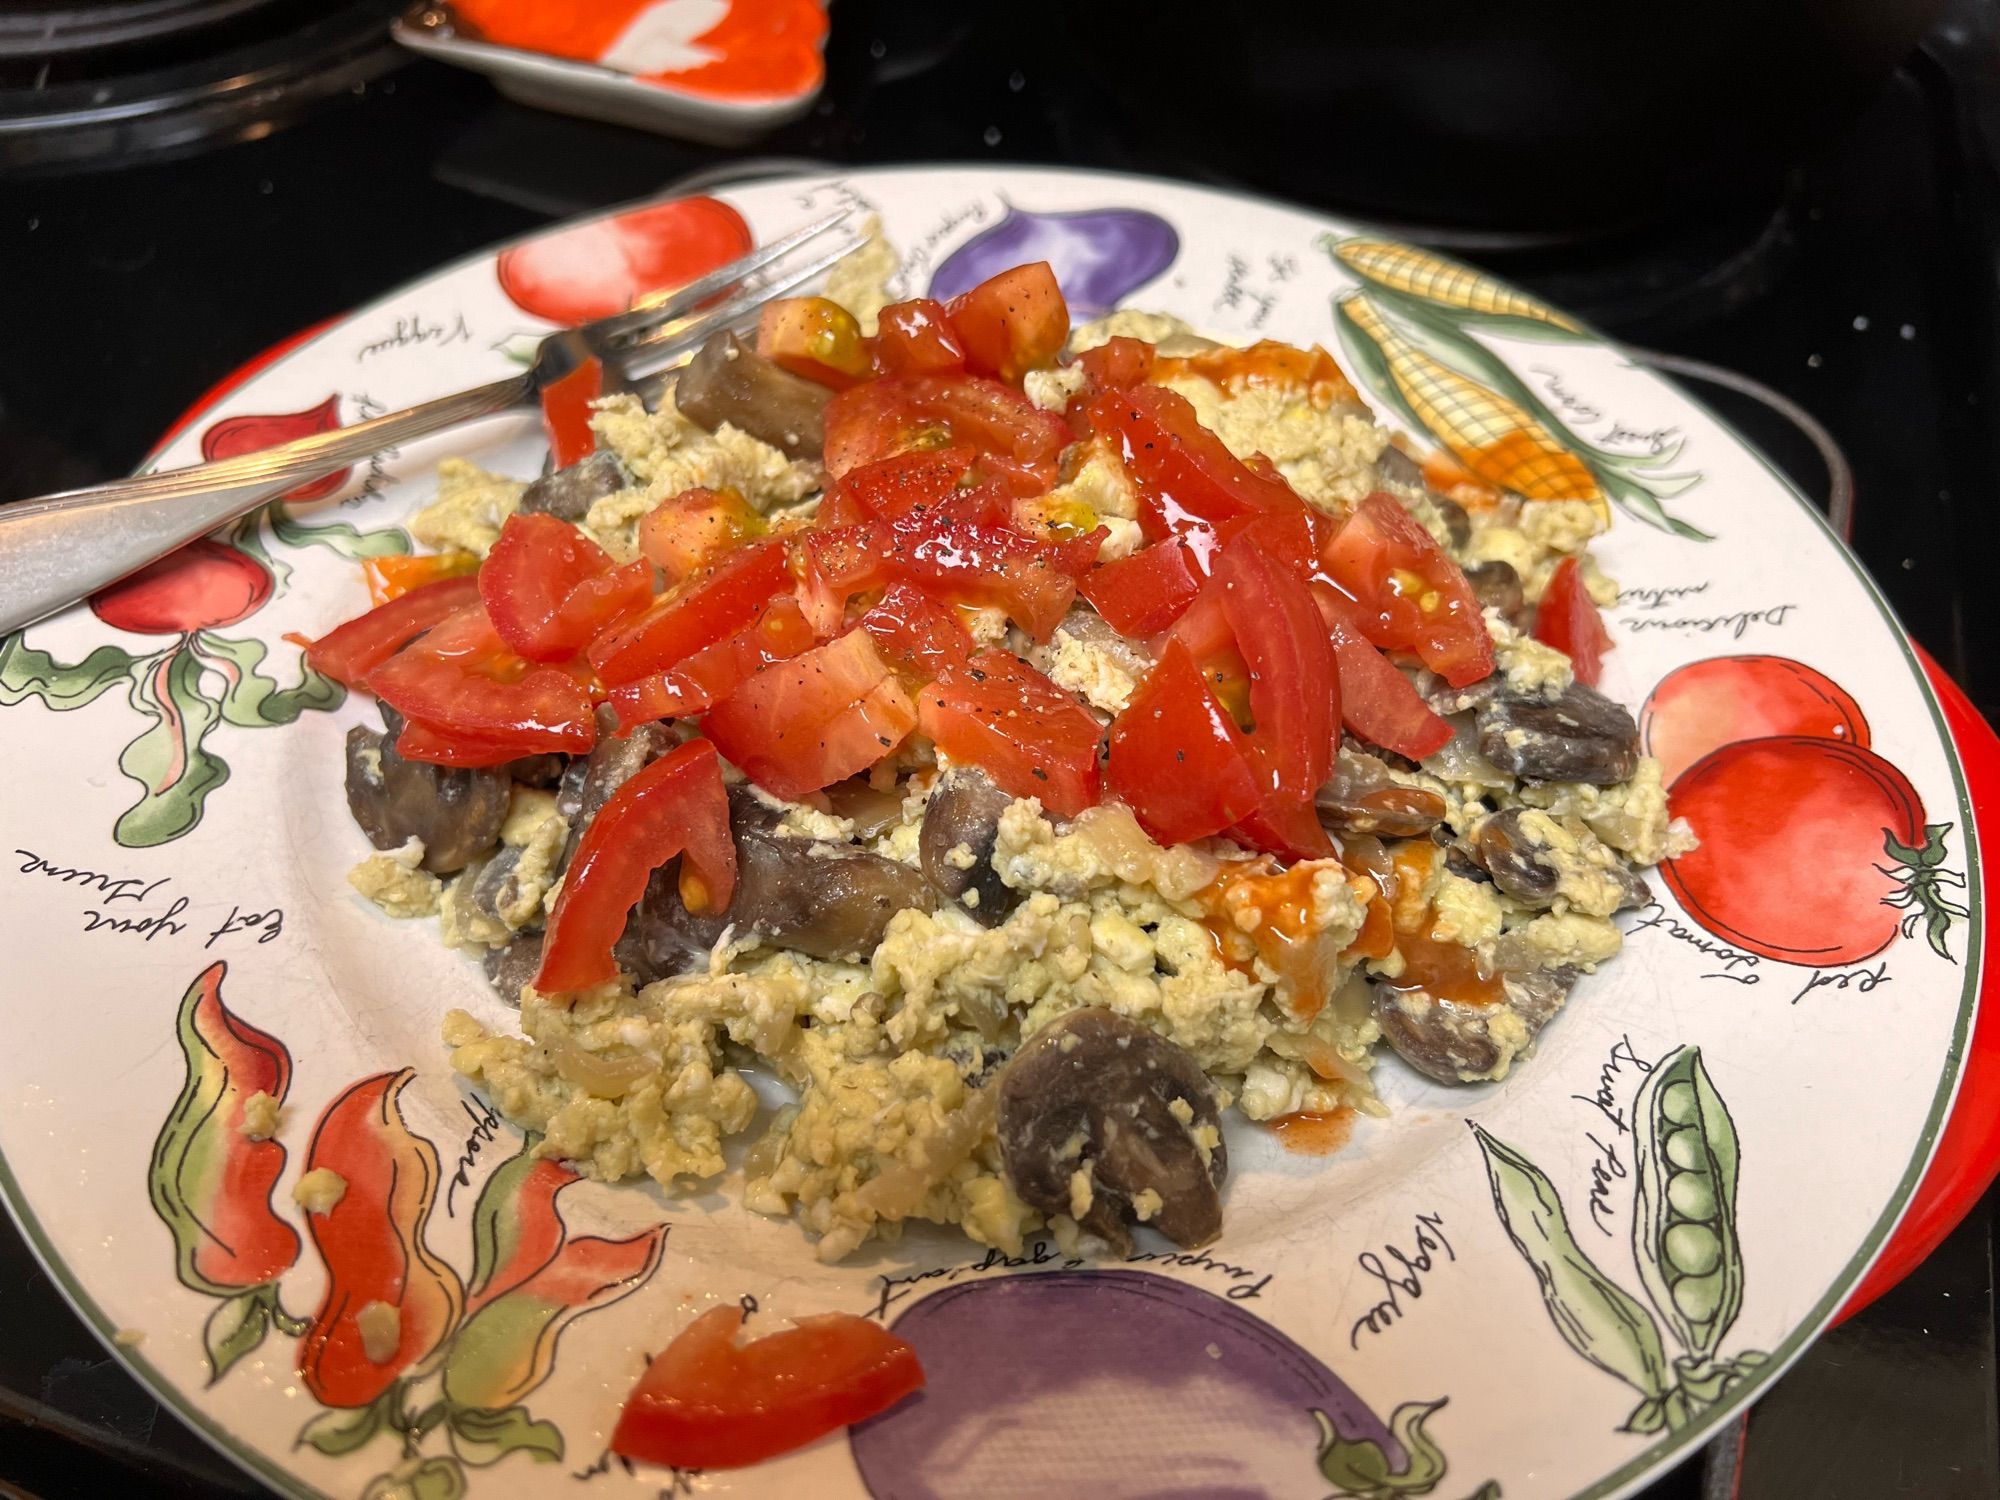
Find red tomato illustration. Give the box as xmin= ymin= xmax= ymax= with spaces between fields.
xmin=91 ymin=540 xmax=274 ymax=635
xmin=496 ymin=196 xmax=753 ymax=326
xmin=200 ymin=394 xmax=350 ymax=504
xmin=1641 ymin=654 xmax=1869 ymax=787
xmin=1661 ymin=736 xmax=1931 ymax=965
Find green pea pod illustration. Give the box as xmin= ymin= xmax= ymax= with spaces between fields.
xmin=1630 ymin=1046 xmax=1744 ymax=1361
xmin=1473 ymin=1125 xmax=1670 ymax=1406
xmin=147 ymin=962 xmax=306 ymax=1379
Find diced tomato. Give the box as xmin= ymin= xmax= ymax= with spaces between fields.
xmin=918 ymin=649 xmax=1103 ymax=817
xmin=609 ymin=594 xmax=817 ymax=728
xmin=537 ymin=739 xmax=735 ymax=994
xmin=859 ymin=581 xmax=976 ymax=677
xmin=637 ymin=487 xmax=767 ymax=585
xmin=1080 ymin=540 xmax=1201 ymax=636
xmin=873 ymin=298 xmax=968 ymax=377
xmin=588 ymin=540 xmax=791 ymax=685
xmin=805 ymin=510 xmax=1100 ymax=642
xmin=482 ymin=512 xmax=653 ymax=663
xmin=1204 ymin=527 xmax=1337 ymax=860
xmin=758 ymin=296 xmax=870 ymax=389
xmin=945 ymin=261 xmax=1070 ymax=383
xmin=394 ymin=716 xmax=540 ymax=768
xmin=368 ymin=603 xmax=597 ymax=757
xmin=362 ymin=550 xmax=478 ymax=606
xmin=1083 ymin=385 xmax=1300 ymax=569
xmin=827 ymin=446 xmax=974 ymax=522
xmin=540 ymin=356 xmax=602 ymax=468
xmin=1107 ymin=640 xmax=1264 ymax=844
xmin=611 ymin=1306 xmax=924 ymax=1472
xmin=1312 ymin=585 xmax=1453 ymax=760
xmin=704 ymin=629 xmax=917 ymax=799
xmin=1534 ymin=555 xmax=1613 ymax=687
xmin=1320 ymin=491 xmax=1495 ymax=688
xmin=303 ymin=575 xmax=482 ymax=686
xmin=1072 ymin=336 xmax=1156 ymax=404
xmin=823 ymin=376 xmax=1069 ymax=487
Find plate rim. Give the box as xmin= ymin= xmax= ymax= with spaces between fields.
xmin=0 ymin=160 xmax=1981 ymax=1500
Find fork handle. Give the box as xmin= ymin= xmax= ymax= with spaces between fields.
xmin=0 ymin=371 xmax=535 ymax=636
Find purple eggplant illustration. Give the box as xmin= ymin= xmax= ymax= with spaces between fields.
xmin=928 ymin=205 xmax=1179 ymax=318
xmin=851 ymin=1269 xmax=1485 ymax=1500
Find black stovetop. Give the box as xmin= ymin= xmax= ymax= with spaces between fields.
xmin=3 ymin=2 xmax=1997 ymax=1496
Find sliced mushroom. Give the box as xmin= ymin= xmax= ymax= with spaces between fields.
xmin=615 ymin=795 xmax=935 ymax=981
xmin=1317 ymin=749 xmax=1447 ymax=838
xmin=484 ymin=934 xmax=543 ymax=1007
xmin=919 ymin=768 xmax=1018 ymax=927
xmin=998 ymin=1008 xmax=1227 ymax=1257
xmin=1477 ymin=680 xmax=1640 ymax=786
xmin=1471 ymin=808 xmax=1649 ymax=911
xmin=675 ymin=331 xmax=830 ymax=462
xmin=504 ymin=754 xmax=568 ymax=789
xmin=823 ymin=777 xmax=909 ymax=841
xmin=1463 ymin=560 xmax=1527 ymax=626
xmin=1374 ymin=446 xmax=1426 ymax=490
xmin=345 ymin=724 xmax=509 ymax=875
xmin=520 ymin=450 xmax=628 ymax=522
xmin=1373 ymin=967 xmax=1579 ymax=1084
xmin=1431 ymin=495 xmax=1474 ymax=551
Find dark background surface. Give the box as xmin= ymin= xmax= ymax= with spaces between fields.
xmin=3 ymin=1 xmax=1998 ymax=1496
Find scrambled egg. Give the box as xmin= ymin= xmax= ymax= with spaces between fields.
xmin=410 ymin=459 xmax=526 ymax=556
xmin=823 ymin=215 xmax=899 ymax=336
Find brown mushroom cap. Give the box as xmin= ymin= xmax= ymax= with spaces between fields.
xmin=919 ymin=767 xmax=1018 ymax=927
xmin=1477 ymin=680 xmax=1641 ymax=786
xmin=344 ymin=723 xmax=509 ymax=875
xmin=675 ymin=331 xmax=830 ymax=462
xmin=998 ymin=1008 xmax=1228 ymax=1256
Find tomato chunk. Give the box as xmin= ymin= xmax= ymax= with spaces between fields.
xmin=394 ymin=716 xmax=548 ymax=768
xmin=362 ymin=550 xmax=478 ymax=606
xmin=827 ymin=446 xmax=975 ymax=522
xmin=1320 ymin=492 xmax=1494 ymax=688
xmin=1083 ymin=385 xmax=1300 ymax=568
xmin=537 ymin=739 xmax=735 ymax=994
xmin=859 ymin=581 xmax=976 ymax=677
xmin=1072 ymin=336 xmax=1156 ymax=404
xmin=704 ymin=630 xmax=917 ymax=799
xmin=588 ymin=540 xmax=791 ymax=685
xmin=611 ymin=1306 xmax=923 ymax=1472
xmin=873 ymin=298 xmax=968 ymax=377
xmin=945 ymin=261 xmax=1070 ymax=382
xmin=368 ymin=604 xmax=597 ymax=757
xmin=1080 ymin=539 xmax=1201 ymax=637
xmin=482 ymin=512 xmax=652 ymax=663
xmin=637 ymin=487 xmax=767 ymax=585
xmin=918 ymin=649 xmax=1103 ymax=817
xmin=1312 ymin=585 xmax=1453 ymax=761
xmin=806 ymin=509 xmax=1100 ymax=642
xmin=823 ymin=375 xmax=1068 ymax=486
xmin=303 ymin=575 xmax=482 ymax=686
xmin=540 ymin=356 xmax=601 ymax=468
xmin=1108 ymin=640 xmax=1264 ymax=844
xmin=609 ymin=594 xmax=816 ymax=729
xmin=759 ymin=296 xmax=870 ymax=389
xmin=1534 ymin=555 xmax=1613 ymax=687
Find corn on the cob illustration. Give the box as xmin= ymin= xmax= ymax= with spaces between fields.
xmin=1333 ymin=239 xmax=1583 ymax=333
xmin=1339 ymin=295 xmax=1605 ymax=507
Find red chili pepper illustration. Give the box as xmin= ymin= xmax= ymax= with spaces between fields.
xmin=297 ymin=1070 xmax=466 ymax=1409
xmin=146 ymin=962 xmax=306 ymax=1378
xmin=200 ymin=395 xmax=351 ymax=503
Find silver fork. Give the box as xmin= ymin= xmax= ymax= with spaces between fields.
xmin=0 ymin=209 xmax=860 ymax=636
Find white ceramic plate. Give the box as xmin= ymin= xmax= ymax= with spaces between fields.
xmin=0 ymin=166 xmax=1980 ymax=1500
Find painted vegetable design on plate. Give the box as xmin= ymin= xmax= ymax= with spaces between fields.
xmin=848 ymin=1270 xmax=1496 ymax=1499
xmin=1641 ymin=655 xmax=1967 ymax=964
xmin=928 ymin=204 xmax=1179 ymax=319
xmin=0 ymin=396 xmax=408 ymax=847
xmin=496 ymin=195 xmax=753 ymax=325
xmin=1475 ymin=1045 xmax=1768 ymax=1437
xmin=1324 ymin=236 xmax=1708 ymax=541
xmin=145 ymin=962 xmax=668 ymax=1499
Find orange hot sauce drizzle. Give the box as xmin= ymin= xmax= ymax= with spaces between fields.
xmin=1155 ymin=340 xmax=1362 ymax=410
xmin=1198 ymin=860 xmax=1331 ymax=1021
xmin=1270 ymin=1106 xmax=1356 ymax=1156
xmin=1377 ymin=841 xmax=1504 ymax=1007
